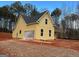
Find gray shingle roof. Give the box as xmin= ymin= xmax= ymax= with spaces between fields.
xmin=22 ymin=11 xmax=47 ymax=24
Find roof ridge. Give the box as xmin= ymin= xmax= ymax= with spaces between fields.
xmin=22 ymin=10 xmax=48 ymax=24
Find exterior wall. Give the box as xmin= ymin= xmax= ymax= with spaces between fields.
xmin=12 ymin=15 xmax=36 ymax=40
xmin=12 ymin=12 xmax=55 ymax=40
xmin=35 ymin=13 xmax=55 ymax=40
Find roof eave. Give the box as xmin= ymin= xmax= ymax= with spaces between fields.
xmin=26 ymin=22 xmax=38 ymax=26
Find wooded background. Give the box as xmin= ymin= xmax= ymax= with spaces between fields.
xmin=0 ymin=1 xmax=79 ymax=39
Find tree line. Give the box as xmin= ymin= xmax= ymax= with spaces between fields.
xmin=55 ymin=3 xmax=79 ymax=39
xmin=0 ymin=1 xmax=40 ymax=33
xmin=0 ymin=1 xmax=79 ymax=39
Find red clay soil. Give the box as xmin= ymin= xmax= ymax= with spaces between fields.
xmin=0 ymin=39 xmax=79 ymax=56
xmin=0 ymin=32 xmax=79 ymax=52
xmin=0 ymin=32 xmax=12 ymax=40
xmin=51 ymin=39 xmax=79 ymax=51
xmin=50 ymin=39 xmax=78 ymax=51
xmin=0 ymin=40 xmax=79 ymax=57
xmin=16 ymin=39 xmax=79 ymax=51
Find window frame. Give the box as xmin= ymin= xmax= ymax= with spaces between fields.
xmin=49 ymin=30 xmax=51 ymax=37
xmin=45 ymin=19 xmax=48 ymax=24
xmin=41 ymin=29 xmax=43 ymax=36
xmin=19 ymin=30 xmax=21 ymax=34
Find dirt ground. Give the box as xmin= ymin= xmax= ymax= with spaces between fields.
xmin=51 ymin=39 xmax=79 ymax=51
xmin=0 ymin=32 xmax=12 ymax=40
xmin=0 ymin=39 xmax=79 ymax=57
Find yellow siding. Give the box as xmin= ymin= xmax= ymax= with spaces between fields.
xmin=35 ymin=13 xmax=54 ymax=40
xmin=12 ymin=15 xmax=37 ymax=39
xmin=12 ymin=12 xmax=55 ymax=40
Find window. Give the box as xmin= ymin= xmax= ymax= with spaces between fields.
xmin=41 ymin=29 xmax=43 ymax=36
xmin=49 ymin=30 xmax=51 ymax=37
xmin=45 ymin=19 xmax=47 ymax=24
xmin=19 ymin=30 xmax=21 ymax=34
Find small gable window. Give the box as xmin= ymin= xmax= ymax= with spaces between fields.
xmin=19 ymin=30 xmax=21 ymax=34
xmin=41 ymin=29 xmax=43 ymax=36
xmin=45 ymin=19 xmax=48 ymax=24
xmin=49 ymin=30 xmax=51 ymax=37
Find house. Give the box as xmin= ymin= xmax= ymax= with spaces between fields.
xmin=12 ymin=11 xmax=55 ymax=40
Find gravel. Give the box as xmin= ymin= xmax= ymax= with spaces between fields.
xmin=0 ymin=40 xmax=79 ymax=57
